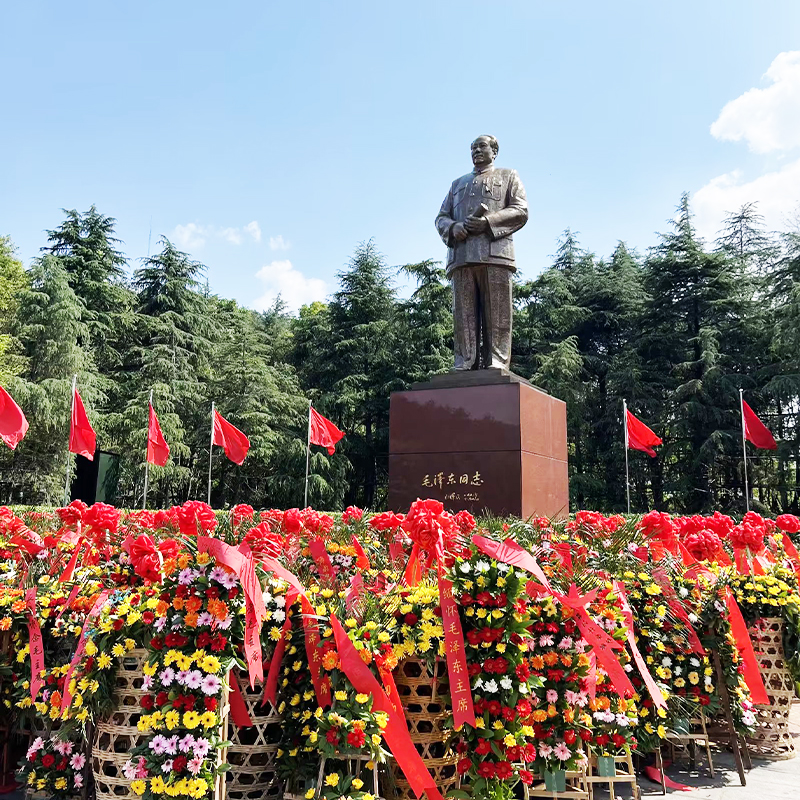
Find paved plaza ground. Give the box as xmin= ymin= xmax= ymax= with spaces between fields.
xmin=610 ymin=703 xmax=800 ymax=800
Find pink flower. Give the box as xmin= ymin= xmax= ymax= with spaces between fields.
xmin=187 ymin=756 xmax=203 ymax=775
xmin=70 ymin=753 xmax=86 ymax=771
xmin=74 ymin=774 xmax=84 ymax=789
xmin=554 ymin=742 xmax=571 ymax=761
xmin=546 ymin=689 xmax=559 ymax=703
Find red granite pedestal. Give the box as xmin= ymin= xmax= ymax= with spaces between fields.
xmin=388 ymin=369 xmax=569 ymax=519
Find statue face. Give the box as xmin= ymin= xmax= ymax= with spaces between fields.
xmin=471 ymin=137 xmax=495 ymax=168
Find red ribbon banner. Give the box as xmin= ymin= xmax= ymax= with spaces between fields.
xmin=308 ymin=536 xmax=336 ymax=585
xmin=196 ymin=537 xmax=267 ymax=688
xmin=54 ymin=584 xmax=82 ymax=624
xmin=24 ymin=588 xmax=44 ymax=702
xmin=652 ymin=569 xmax=705 ymax=656
xmin=724 ymin=590 xmax=769 ymax=705
xmin=471 ymin=534 xmax=553 ymax=592
xmin=263 ymin=589 xmax=298 ymax=706
xmin=60 ymin=588 xmax=111 ymax=711
xmin=351 ymin=534 xmax=371 ymax=570
xmin=613 ymin=581 xmax=667 ymax=709
xmin=229 ymin=677 xmax=253 ymax=728
xmin=330 ymin=614 xmax=443 ymax=800
xmin=552 ymin=585 xmax=635 ymax=699
xmin=259 ymin=556 xmax=331 ymax=707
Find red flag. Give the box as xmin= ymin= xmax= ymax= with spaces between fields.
xmin=742 ymin=400 xmax=777 ymax=450
xmin=309 ymin=406 xmax=344 ymax=455
xmin=626 ymin=409 xmax=662 ymax=457
xmin=212 ymin=409 xmax=250 ymax=465
xmin=69 ymin=387 xmax=96 ymax=460
xmin=147 ymin=403 xmax=170 ymax=466
xmin=0 ymin=384 xmax=28 ymax=450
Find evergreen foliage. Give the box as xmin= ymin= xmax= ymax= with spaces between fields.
xmin=1 ymin=195 xmax=799 ymax=513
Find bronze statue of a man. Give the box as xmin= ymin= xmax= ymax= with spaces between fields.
xmin=435 ymin=135 xmax=528 ymax=370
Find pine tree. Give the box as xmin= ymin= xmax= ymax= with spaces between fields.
xmin=642 ymin=194 xmax=747 ymax=511
xmin=326 ymin=241 xmax=399 ymax=507
xmin=2 ymin=255 xmax=100 ymax=502
xmin=0 ymin=236 xmax=28 ymax=383
xmin=396 ymin=259 xmax=452 ymax=383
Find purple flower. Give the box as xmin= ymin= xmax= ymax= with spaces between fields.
xmin=178 ymin=568 xmax=196 ymax=585
xmin=178 ymin=735 xmax=195 ymax=753
xmin=164 ymin=736 xmax=178 ymax=756
xmin=159 ymin=667 xmax=176 ymax=686
xmin=184 ymin=670 xmax=203 ymax=690
xmin=150 ymin=735 xmax=168 ymax=755
xmin=176 ymin=670 xmax=191 ymax=686
xmin=192 ymin=738 xmax=211 ymax=759
xmin=197 ymin=612 xmax=213 ymax=627
xmin=200 ymin=674 xmax=222 ymax=696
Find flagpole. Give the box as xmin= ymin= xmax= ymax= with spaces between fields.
xmin=623 ymin=398 xmax=631 ymax=515
xmin=740 ymin=388 xmax=750 ymax=512
xmin=143 ymin=389 xmax=153 ymax=510
xmin=207 ymin=402 xmax=215 ymax=506
xmin=63 ymin=375 xmax=77 ymax=506
xmin=304 ymin=400 xmax=312 ymax=508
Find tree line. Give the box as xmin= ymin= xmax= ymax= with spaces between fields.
xmin=0 ymin=194 xmax=798 ymax=514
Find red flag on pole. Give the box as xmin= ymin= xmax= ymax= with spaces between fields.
xmin=309 ymin=406 xmax=344 ymax=455
xmin=69 ymin=387 xmax=96 ymax=460
xmin=212 ymin=409 xmax=250 ymax=465
xmin=626 ymin=409 xmax=662 ymax=457
xmin=147 ymin=403 xmax=170 ymax=466
xmin=0 ymin=384 xmax=28 ymax=450
xmin=742 ymin=400 xmax=777 ymax=450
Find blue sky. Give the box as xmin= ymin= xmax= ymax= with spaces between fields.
xmin=3 ymin=2 xmax=800 ymax=312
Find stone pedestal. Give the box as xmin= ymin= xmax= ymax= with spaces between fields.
xmin=388 ymin=369 xmax=569 ymax=519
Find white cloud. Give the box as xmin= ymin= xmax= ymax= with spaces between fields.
xmin=710 ymin=51 xmax=800 ymax=154
xmin=254 ymin=260 xmax=327 ymax=314
xmin=693 ymin=158 xmax=800 ymax=241
xmin=172 ymin=222 xmax=207 ymax=250
xmin=170 ymin=220 xmax=262 ymax=250
xmin=269 ymin=234 xmax=290 ymax=251
xmin=244 ymin=221 xmax=262 ymax=242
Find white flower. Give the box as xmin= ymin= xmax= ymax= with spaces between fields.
xmin=661 ymin=657 xmax=672 ymax=666
xmin=483 ymin=679 xmax=499 ymax=693
xmin=474 ymin=560 xmax=491 ymax=573
xmin=688 ymin=613 xmax=699 ymax=624
xmin=473 ymin=677 xmax=483 ymax=690
xmin=624 ymin=663 xmax=633 ymax=672
xmin=274 ymin=595 xmax=286 ymax=608
xmin=497 ymin=563 xmax=510 ymax=573
xmin=273 ymin=609 xmax=286 ymax=623
xmin=500 ymin=677 xmax=513 ymax=691
xmin=674 ymin=666 xmax=682 ymax=675
xmin=679 ymin=587 xmax=689 ymax=597
xmin=262 ymin=591 xmax=273 ymax=605
xmin=690 ymin=657 xmax=701 ymax=667
xmin=459 ymin=562 xmax=472 ymax=574
xmin=518 ymin=683 xmax=529 ymax=694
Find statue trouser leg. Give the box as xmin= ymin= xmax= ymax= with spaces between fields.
xmin=478 ymin=265 xmax=512 ymax=369
xmin=452 ymin=266 xmax=479 ymax=369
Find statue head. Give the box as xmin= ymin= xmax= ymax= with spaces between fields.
xmin=471 ymin=135 xmax=498 ymax=168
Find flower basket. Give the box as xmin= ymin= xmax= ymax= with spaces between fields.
xmin=383 ymin=657 xmax=458 ymax=800
xmin=91 ymin=650 xmax=230 ymax=800
xmin=226 ymin=672 xmax=283 ymax=800
xmin=91 ymin=649 xmax=153 ymax=800
xmin=744 ymin=617 xmax=796 ymax=760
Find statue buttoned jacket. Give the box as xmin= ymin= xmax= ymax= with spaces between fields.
xmin=435 ymin=166 xmax=528 ymax=276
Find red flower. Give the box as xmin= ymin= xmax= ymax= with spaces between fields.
xmin=495 ymin=762 xmax=513 ymax=780
xmin=454 ymin=510 xmax=476 ymax=534
xmin=368 ymin=511 xmax=405 ymax=533
xmin=177 ymin=501 xmax=217 ymax=536
xmin=244 ymin=522 xmax=284 ymax=561
xmin=56 ymin=500 xmax=88 ymax=527
xmin=326 ymin=728 xmax=340 ymax=745
xmin=456 ymin=758 xmax=472 ymax=776
xmin=777 ymin=514 xmax=800 ymax=534
xmin=156 ymin=691 xmax=169 ymax=707
xmin=612 ymin=734 xmax=626 ymax=747
xmin=173 ymin=755 xmax=188 ymax=774
xmin=342 ymin=506 xmax=364 ymax=524
xmin=477 ymin=762 xmax=495 ymax=779
xmin=347 ymin=729 xmax=366 ymax=748
xmin=282 ymin=508 xmax=303 ymax=534
xmin=204 ymin=697 xmax=218 ymax=711
xmin=404 ymin=613 xmax=418 ymax=627
xmin=563 ymin=729 xmax=577 ymax=745
xmin=520 ymin=770 xmax=534 ymax=785
xmin=140 ymin=695 xmax=154 ymax=710
xmin=123 ymin=533 xmax=162 ymax=582
xmin=41 ymin=754 xmax=55 ymax=768
xmin=475 ymin=740 xmax=492 ymax=755
xmin=230 ymin=504 xmax=254 ymax=529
